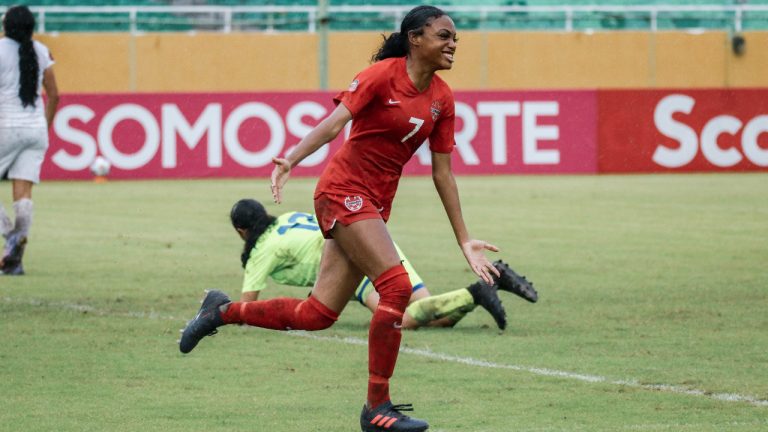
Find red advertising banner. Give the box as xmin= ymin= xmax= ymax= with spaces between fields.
xmin=45 ymin=89 xmax=767 ymax=178
xmin=598 ymin=89 xmax=768 ymax=173
xmin=43 ymin=90 xmax=598 ymax=180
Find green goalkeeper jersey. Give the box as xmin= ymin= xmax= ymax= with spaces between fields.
xmin=242 ymin=212 xmax=324 ymax=293
xmin=241 ymin=211 xmax=424 ymax=303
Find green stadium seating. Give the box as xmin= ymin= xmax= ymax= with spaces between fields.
xmin=24 ymin=0 xmax=166 ymax=5
xmin=8 ymin=1 xmax=768 ymax=32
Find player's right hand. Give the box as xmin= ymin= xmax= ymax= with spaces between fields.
xmin=270 ymin=157 xmax=291 ymax=204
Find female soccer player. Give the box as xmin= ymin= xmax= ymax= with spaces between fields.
xmin=229 ymin=199 xmax=538 ymax=330
xmin=180 ymin=6 xmax=498 ymax=431
xmin=0 ymin=6 xmax=59 ymax=275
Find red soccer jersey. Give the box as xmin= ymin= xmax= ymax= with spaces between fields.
xmin=314 ymin=57 xmax=455 ymax=218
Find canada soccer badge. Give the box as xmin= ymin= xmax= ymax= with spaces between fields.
xmin=430 ymin=100 xmax=442 ymax=121
xmin=344 ymin=196 xmax=363 ymax=212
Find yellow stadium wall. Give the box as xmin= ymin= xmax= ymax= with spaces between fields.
xmin=36 ymin=31 xmax=768 ymax=93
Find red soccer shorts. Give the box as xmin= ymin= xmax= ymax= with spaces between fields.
xmin=314 ymin=193 xmax=390 ymax=239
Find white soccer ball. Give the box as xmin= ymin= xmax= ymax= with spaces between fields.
xmin=89 ymin=156 xmax=111 ymax=177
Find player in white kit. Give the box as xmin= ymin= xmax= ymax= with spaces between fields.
xmin=0 ymin=5 xmax=60 ymax=275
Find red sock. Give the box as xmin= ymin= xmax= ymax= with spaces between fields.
xmin=367 ymin=264 xmax=412 ymax=409
xmin=221 ymin=295 xmax=338 ymax=331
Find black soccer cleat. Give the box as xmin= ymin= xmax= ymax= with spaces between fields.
xmin=1 ymin=263 xmax=24 ymax=276
xmin=360 ymin=401 xmax=429 ymax=432
xmin=493 ymin=260 xmax=538 ymax=303
xmin=1 ymin=233 xmax=27 ymax=276
xmin=178 ymin=289 xmax=230 ymax=354
xmin=467 ymin=281 xmax=507 ymax=330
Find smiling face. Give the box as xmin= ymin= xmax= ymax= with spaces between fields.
xmin=409 ymin=15 xmax=458 ymax=71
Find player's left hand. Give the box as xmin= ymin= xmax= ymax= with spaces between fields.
xmin=270 ymin=157 xmax=291 ymax=204
xmin=461 ymin=239 xmax=500 ymax=285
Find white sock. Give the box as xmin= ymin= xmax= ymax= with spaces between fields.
xmin=0 ymin=203 xmax=12 ymax=238
xmin=12 ymin=198 xmax=33 ymax=238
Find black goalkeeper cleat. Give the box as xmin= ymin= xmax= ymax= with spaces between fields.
xmin=467 ymin=281 xmax=507 ymax=330
xmin=360 ymin=401 xmax=429 ymax=432
xmin=493 ymin=260 xmax=538 ymax=303
xmin=179 ymin=289 xmax=230 ymax=354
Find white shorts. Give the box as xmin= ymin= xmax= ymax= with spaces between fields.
xmin=0 ymin=127 xmax=49 ymax=184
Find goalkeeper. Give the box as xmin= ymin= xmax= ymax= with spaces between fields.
xmin=230 ymin=199 xmax=537 ymax=330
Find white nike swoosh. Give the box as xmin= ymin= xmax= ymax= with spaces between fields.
xmin=388 ymin=99 xmax=401 ymax=105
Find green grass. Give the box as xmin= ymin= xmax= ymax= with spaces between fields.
xmin=1 ymin=173 xmax=767 ymax=432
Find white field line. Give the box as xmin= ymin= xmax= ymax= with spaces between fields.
xmin=4 ymin=296 xmax=768 ymax=408
xmin=289 ymin=331 xmax=768 ymax=408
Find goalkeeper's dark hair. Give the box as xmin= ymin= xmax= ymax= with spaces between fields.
xmin=372 ymin=5 xmax=446 ymax=62
xmin=230 ymin=199 xmax=277 ymax=268
xmin=3 ymin=5 xmax=39 ymax=108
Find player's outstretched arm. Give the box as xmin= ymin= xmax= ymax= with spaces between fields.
xmin=270 ymin=104 xmax=352 ymax=203
xmin=431 ymin=152 xmax=499 ymax=284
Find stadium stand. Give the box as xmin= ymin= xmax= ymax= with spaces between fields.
xmin=20 ymin=0 xmax=193 ymax=32
xmin=6 ymin=1 xmax=768 ymax=32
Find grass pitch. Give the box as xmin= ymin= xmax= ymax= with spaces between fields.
xmin=1 ymin=173 xmax=767 ymax=432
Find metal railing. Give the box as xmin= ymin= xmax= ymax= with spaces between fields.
xmin=2 ymin=4 xmax=767 ymax=34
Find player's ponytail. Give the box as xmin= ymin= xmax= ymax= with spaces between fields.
xmin=3 ymin=6 xmax=39 ymax=108
xmin=372 ymin=5 xmax=446 ymax=62
xmin=231 ymin=199 xmax=277 ymax=268
xmin=372 ymin=32 xmax=408 ymax=62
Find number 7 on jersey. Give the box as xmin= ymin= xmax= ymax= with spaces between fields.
xmin=401 ymin=117 xmax=425 ymax=143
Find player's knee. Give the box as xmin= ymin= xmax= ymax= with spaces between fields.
xmin=294 ymin=296 xmax=338 ymax=331
xmin=297 ymin=314 xmax=336 ymax=331
xmin=374 ymin=264 xmax=412 ymax=310
xmin=298 ymin=312 xmax=336 ymax=331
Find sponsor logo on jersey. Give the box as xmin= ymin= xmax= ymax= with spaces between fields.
xmin=349 ymin=79 xmax=359 ymax=92
xmin=430 ymin=100 xmax=442 ymax=121
xmin=387 ymin=98 xmax=401 ymax=105
xmin=344 ymin=195 xmax=363 ymax=212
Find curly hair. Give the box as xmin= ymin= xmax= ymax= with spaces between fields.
xmin=3 ymin=5 xmax=39 ymax=108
